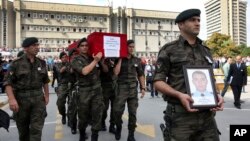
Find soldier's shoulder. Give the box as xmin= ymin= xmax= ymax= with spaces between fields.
xmin=200 ymin=41 xmax=211 ymax=50
xmin=161 ymin=40 xmax=179 ymax=49
xmin=37 ymin=57 xmax=46 ymax=64
xmin=158 ymin=40 xmax=179 ymax=55
xmin=12 ymin=57 xmax=23 ymax=62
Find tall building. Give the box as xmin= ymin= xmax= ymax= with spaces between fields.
xmin=0 ymin=0 xmax=15 ymax=48
xmin=1 ymin=0 xmax=180 ymax=57
xmin=205 ymin=0 xmax=247 ymax=45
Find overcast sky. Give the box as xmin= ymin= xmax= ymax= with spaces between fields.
xmin=25 ymin=0 xmax=249 ymax=45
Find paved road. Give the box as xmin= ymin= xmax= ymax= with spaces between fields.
xmin=1 ymin=85 xmax=250 ymax=141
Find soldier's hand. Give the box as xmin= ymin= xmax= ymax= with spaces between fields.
xmin=9 ymin=98 xmax=19 ymax=112
xmin=211 ymin=94 xmax=224 ymax=111
xmin=179 ymin=94 xmax=198 ymax=112
xmin=44 ymin=95 xmax=49 ymax=105
xmin=140 ymin=89 xmax=145 ymax=98
xmin=93 ymin=52 xmax=103 ymax=62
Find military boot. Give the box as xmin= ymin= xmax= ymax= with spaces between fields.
xmin=79 ymin=129 xmax=87 ymax=141
xmin=115 ymin=125 xmax=122 ymax=140
xmin=101 ymin=122 xmax=107 ymax=131
xmin=71 ymin=122 xmax=77 ymax=134
xmin=91 ymin=133 xmax=99 ymax=141
xmin=62 ymin=115 xmax=66 ymax=125
xmin=109 ymin=124 xmax=116 ymax=134
xmin=127 ymin=130 xmax=136 ymax=141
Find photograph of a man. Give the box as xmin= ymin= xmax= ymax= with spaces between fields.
xmin=190 ymin=70 xmax=216 ymax=105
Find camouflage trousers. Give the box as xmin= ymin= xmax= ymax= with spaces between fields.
xmin=67 ymin=87 xmax=78 ymax=127
xmin=16 ymin=95 xmax=47 ymax=141
xmin=163 ymin=103 xmax=220 ymax=141
xmin=101 ymin=85 xmax=116 ymax=126
xmin=77 ymin=86 xmax=104 ymax=132
xmin=56 ymin=84 xmax=69 ymax=117
xmin=114 ymin=85 xmax=138 ymax=130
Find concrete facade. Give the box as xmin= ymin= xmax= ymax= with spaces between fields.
xmin=205 ymin=0 xmax=247 ymax=45
xmin=1 ymin=0 xmax=180 ymax=56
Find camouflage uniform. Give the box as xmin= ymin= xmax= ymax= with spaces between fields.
xmin=154 ymin=36 xmax=220 ymax=141
xmin=114 ymin=56 xmax=144 ymax=131
xmin=100 ymin=59 xmax=117 ymax=130
xmin=55 ymin=62 xmax=71 ymax=123
xmin=4 ymin=54 xmax=49 ymax=141
xmin=71 ymin=54 xmax=104 ymax=134
xmin=67 ymin=66 xmax=78 ymax=132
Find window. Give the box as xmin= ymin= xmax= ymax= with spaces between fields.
xmin=94 ymin=17 xmax=97 ymax=21
xmin=84 ymin=29 xmax=86 ymax=32
xmin=99 ymin=29 xmax=102 ymax=32
xmin=62 ymin=15 xmax=66 ymax=19
xmin=73 ymin=28 xmax=76 ymax=32
xmin=136 ymin=18 xmax=138 ymax=23
xmin=56 ymin=15 xmax=61 ymax=19
xmin=22 ymin=26 xmax=25 ymax=30
xmin=57 ymin=28 xmax=60 ymax=31
xmin=67 ymin=15 xmax=71 ymax=20
xmin=84 ymin=16 xmax=87 ymax=20
xmin=39 ymin=14 xmax=43 ymax=18
xmin=50 ymin=14 xmax=55 ymax=19
xmin=141 ymin=19 xmax=143 ymax=23
xmin=104 ymin=17 xmax=107 ymax=21
xmin=45 ymin=14 xmax=49 ymax=18
xmin=27 ymin=13 xmax=31 ymax=18
xmin=79 ymin=28 xmax=82 ymax=32
xmin=33 ymin=13 xmax=37 ymax=18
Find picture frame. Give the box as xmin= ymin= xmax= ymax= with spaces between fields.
xmin=183 ymin=65 xmax=218 ymax=109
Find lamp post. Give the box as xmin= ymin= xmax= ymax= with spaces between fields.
xmin=158 ymin=21 xmax=161 ymax=50
xmin=145 ymin=20 xmax=149 ymax=56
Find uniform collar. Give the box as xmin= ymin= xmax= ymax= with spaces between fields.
xmin=179 ymin=35 xmax=203 ymax=46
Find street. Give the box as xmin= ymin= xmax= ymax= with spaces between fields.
xmin=1 ymin=85 xmax=250 ymax=141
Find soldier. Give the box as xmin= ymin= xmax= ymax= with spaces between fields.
xmin=100 ymin=58 xmax=117 ymax=134
xmin=153 ymin=9 xmax=223 ymax=141
xmin=67 ymin=48 xmax=79 ymax=134
xmin=4 ymin=37 xmax=50 ymax=141
xmin=71 ymin=38 xmax=104 ymax=141
xmin=113 ymin=40 xmax=145 ymax=141
xmin=56 ymin=52 xmax=71 ymax=125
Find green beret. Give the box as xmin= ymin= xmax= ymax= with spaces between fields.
xmin=59 ymin=52 xmax=67 ymax=59
xmin=175 ymin=9 xmax=201 ymax=23
xmin=22 ymin=37 xmax=38 ymax=48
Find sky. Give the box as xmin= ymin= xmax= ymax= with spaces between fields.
xmin=25 ymin=0 xmax=249 ymax=46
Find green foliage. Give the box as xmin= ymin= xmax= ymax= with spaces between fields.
xmin=205 ymin=33 xmax=241 ymax=57
xmin=247 ymin=66 xmax=250 ymax=76
xmin=237 ymin=44 xmax=250 ymax=57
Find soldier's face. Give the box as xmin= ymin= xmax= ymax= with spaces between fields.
xmin=128 ymin=43 xmax=135 ymax=55
xmin=180 ymin=16 xmax=200 ymax=36
xmin=79 ymin=41 xmax=89 ymax=54
xmin=192 ymin=73 xmax=207 ymax=92
xmin=25 ymin=43 xmax=39 ymax=56
xmin=61 ymin=55 xmax=68 ymax=62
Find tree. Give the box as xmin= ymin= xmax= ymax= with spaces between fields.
xmin=237 ymin=44 xmax=250 ymax=57
xmin=205 ymin=33 xmax=240 ymax=57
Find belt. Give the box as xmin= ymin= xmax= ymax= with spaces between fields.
xmin=16 ymin=89 xmax=43 ymax=98
xmin=118 ymin=83 xmax=137 ymax=89
xmin=167 ymin=103 xmax=210 ymax=113
xmin=78 ymin=83 xmax=101 ymax=91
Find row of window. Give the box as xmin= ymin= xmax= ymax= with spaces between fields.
xmin=134 ymin=18 xmax=174 ymax=24
xmin=21 ymin=12 xmax=107 ymax=22
xmin=21 ymin=25 xmax=107 ymax=33
xmin=21 ymin=38 xmax=78 ymax=45
xmin=133 ymin=30 xmax=179 ymax=37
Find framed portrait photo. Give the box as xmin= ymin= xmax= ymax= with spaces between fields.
xmin=183 ymin=66 xmax=218 ymax=109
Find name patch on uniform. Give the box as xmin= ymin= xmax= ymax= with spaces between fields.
xmin=37 ymin=67 xmax=41 ymax=71
xmin=134 ymin=64 xmax=138 ymax=67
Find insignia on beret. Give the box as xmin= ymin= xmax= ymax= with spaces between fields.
xmin=175 ymin=9 xmax=201 ymax=23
